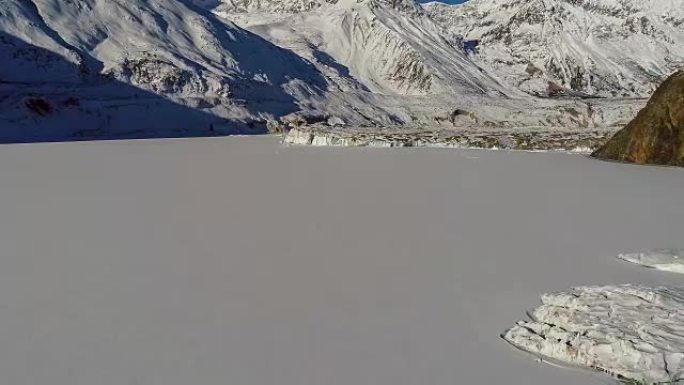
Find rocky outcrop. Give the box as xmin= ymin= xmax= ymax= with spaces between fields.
xmin=592 ymin=71 xmax=684 ymax=166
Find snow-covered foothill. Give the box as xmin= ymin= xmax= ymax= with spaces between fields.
xmin=618 ymin=250 xmax=684 ymax=274
xmin=504 ymin=285 xmax=684 ymax=384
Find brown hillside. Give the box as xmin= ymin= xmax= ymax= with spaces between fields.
xmin=592 ymin=71 xmax=684 ymax=166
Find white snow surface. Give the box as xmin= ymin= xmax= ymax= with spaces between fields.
xmin=425 ymin=0 xmax=684 ymax=97
xmin=619 ymin=249 xmax=684 ymax=274
xmin=504 ymin=285 xmax=684 ymax=384
xmin=1 ymin=136 xmax=684 ymax=385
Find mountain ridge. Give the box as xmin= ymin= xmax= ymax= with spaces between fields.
xmin=0 ymin=0 xmax=332 ymax=140
xmin=425 ymin=0 xmax=684 ymax=97
xmin=0 ymin=0 xmax=661 ymax=142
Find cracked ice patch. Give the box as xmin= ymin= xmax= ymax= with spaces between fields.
xmin=618 ymin=250 xmax=684 ymax=274
xmin=503 ymin=285 xmax=684 ymax=384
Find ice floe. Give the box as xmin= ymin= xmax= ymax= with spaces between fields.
xmin=618 ymin=250 xmax=684 ymax=274
xmin=503 ymin=285 xmax=684 ymax=384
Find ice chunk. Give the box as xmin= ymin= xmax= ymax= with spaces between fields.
xmin=503 ymin=285 xmax=684 ymax=384
xmin=618 ymin=249 xmax=684 ymax=274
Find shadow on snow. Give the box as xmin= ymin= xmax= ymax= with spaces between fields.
xmin=0 ymin=9 xmax=327 ymax=144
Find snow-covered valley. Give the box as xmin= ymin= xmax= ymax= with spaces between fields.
xmin=0 ymin=136 xmax=683 ymax=385
xmin=2 ymin=0 xmax=681 ymax=142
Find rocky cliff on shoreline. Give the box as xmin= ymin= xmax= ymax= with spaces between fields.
xmin=593 ymin=71 xmax=684 ymax=166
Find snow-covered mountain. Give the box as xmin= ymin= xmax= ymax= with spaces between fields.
xmin=194 ymin=0 xmax=645 ymax=131
xmin=210 ymin=0 xmax=515 ymax=97
xmin=425 ymin=0 xmax=684 ymax=97
xmin=0 ymin=0 xmax=328 ymax=141
xmin=0 ymin=0 xmax=654 ymax=142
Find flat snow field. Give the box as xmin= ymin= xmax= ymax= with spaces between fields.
xmin=1 ymin=135 xmax=684 ymax=385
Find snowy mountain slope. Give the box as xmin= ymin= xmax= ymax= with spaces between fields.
xmin=195 ymin=0 xmax=646 ymax=131
xmin=0 ymin=1 xmax=89 ymax=84
xmin=210 ymin=0 xmax=516 ymax=97
xmin=425 ymin=0 xmax=684 ymax=97
xmin=0 ymin=0 xmax=331 ymax=141
xmin=0 ymin=0 xmax=653 ymax=142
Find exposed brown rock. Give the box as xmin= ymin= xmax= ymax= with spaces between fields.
xmin=592 ymin=71 xmax=684 ymax=166
xmin=24 ymin=98 xmax=53 ymax=117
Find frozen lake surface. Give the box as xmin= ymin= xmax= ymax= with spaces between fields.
xmin=1 ymin=135 xmax=683 ymax=385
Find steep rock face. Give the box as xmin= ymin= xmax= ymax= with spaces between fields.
xmin=592 ymin=71 xmax=684 ymax=166
xmin=425 ymin=0 xmax=684 ymax=97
